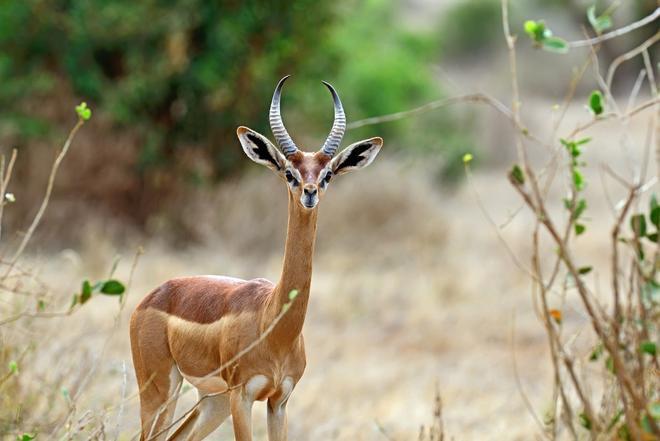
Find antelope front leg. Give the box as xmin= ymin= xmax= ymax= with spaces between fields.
xmin=267 ymin=376 xmax=293 ymax=441
xmin=266 ymin=399 xmax=288 ymax=441
xmin=230 ymin=388 xmax=254 ymax=441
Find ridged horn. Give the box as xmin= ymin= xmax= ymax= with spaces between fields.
xmin=269 ymin=75 xmax=298 ymax=158
xmin=320 ymin=81 xmax=346 ymax=157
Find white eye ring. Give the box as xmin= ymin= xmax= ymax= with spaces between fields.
xmin=319 ymin=171 xmax=332 ymax=188
xmin=285 ymin=170 xmax=299 ymax=186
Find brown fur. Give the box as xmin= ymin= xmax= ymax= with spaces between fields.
xmin=130 ymin=152 xmax=324 ymax=441
xmin=130 ymin=132 xmax=381 ymax=440
xmin=138 ymin=277 xmax=272 ymax=324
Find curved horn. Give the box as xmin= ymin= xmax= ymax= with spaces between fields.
xmin=320 ymin=81 xmax=346 ymax=157
xmin=269 ymin=75 xmax=298 ymax=157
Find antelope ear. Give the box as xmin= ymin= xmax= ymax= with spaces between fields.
xmin=237 ymin=126 xmax=286 ymax=172
xmin=330 ymin=137 xmax=383 ymax=176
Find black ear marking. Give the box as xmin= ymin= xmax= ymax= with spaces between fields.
xmin=335 ymin=142 xmax=373 ymax=171
xmin=247 ymin=133 xmax=281 ymax=170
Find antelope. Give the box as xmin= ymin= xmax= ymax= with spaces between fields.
xmin=129 ymin=76 xmax=383 ymax=441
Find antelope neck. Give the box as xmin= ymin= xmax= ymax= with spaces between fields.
xmin=265 ymin=191 xmax=318 ymax=346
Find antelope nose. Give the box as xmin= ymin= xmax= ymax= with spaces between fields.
xmin=303 ymin=185 xmax=317 ymax=196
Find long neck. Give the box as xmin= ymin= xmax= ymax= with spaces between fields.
xmin=264 ymin=192 xmax=318 ymax=346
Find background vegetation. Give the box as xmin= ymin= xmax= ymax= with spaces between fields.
xmin=0 ymin=0 xmax=658 ymax=439
xmin=0 ymin=0 xmax=465 ymax=236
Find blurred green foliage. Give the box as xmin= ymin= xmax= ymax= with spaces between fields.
xmin=0 ymin=0 xmax=465 ymax=190
xmin=1 ymin=0 xmax=342 ymax=172
xmin=437 ymin=0 xmax=502 ymax=57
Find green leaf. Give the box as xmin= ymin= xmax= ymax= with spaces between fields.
xmin=637 ymin=244 xmax=645 ymax=262
xmin=80 ymin=280 xmax=92 ymax=304
xmin=596 ymin=15 xmax=612 ymax=32
xmin=100 ymin=280 xmax=125 ymax=295
xmin=639 ymin=341 xmax=657 ymax=356
xmin=37 ymin=299 xmax=45 ymax=311
xmin=605 ymin=356 xmax=615 ymax=373
xmin=575 ymin=223 xmax=586 ymax=236
xmin=75 ymin=102 xmax=92 ymax=121
xmin=650 ymin=402 xmax=660 ymax=419
xmin=575 ymin=137 xmax=591 ymax=146
xmin=617 ymin=424 xmax=630 ymax=441
xmin=579 ymin=412 xmax=592 ymax=430
xmin=589 ymin=343 xmax=603 ymax=361
xmin=542 ymin=36 xmax=569 ymax=54
xmin=524 ymin=20 xmax=537 ymax=35
xmin=510 ymin=164 xmax=525 ymax=185
xmin=462 ymin=153 xmax=473 ymax=164
xmin=647 ymin=232 xmax=658 ymax=242
xmin=561 ymin=138 xmax=581 ymax=158
xmin=650 ymin=195 xmax=660 ymax=227
xmin=641 ymin=414 xmax=653 ymax=434
xmin=578 ymin=266 xmax=592 ymax=275
xmin=607 ymin=409 xmax=624 ymax=431
xmin=8 ymin=360 xmax=18 ymax=374
xmin=587 ymin=6 xmax=612 ymax=33
xmin=642 ymin=281 xmax=660 ymax=304
xmin=572 ymin=199 xmax=587 ymax=220
xmin=572 ymin=169 xmax=585 ymax=191
xmin=589 ymin=90 xmax=604 ymax=115
xmin=17 ymin=434 xmax=36 ymax=441
xmin=524 ymin=20 xmax=546 ymax=42
xmin=288 ymin=289 xmax=299 ymax=301
xmin=630 ymin=214 xmax=647 ymax=238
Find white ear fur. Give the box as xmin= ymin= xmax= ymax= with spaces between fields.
xmin=330 ymin=137 xmax=383 ymax=175
xmin=237 ymin=126 xmax=286 ymax=172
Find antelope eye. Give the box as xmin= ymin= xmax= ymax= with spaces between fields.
xmin=285 ymin=170 xmax=298 ymax=186
xmin=320 ymin=171 xmax=332 ymax=188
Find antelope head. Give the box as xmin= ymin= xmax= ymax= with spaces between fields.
xmin=237 ymin=76 xmax=383 ymax=210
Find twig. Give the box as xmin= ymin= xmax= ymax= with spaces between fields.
xmin=626 ymin=70 xmax=647 ymax=113
xmin=347 ymin=92 xmax=553 ymax=151
xmin=375 ymin=420 xmax=396 ymax=441
xmin=464 ymin=163 xmax=535 ymax=279
xmin=348 ymin=93 xmax=513 ymax=129
xmin=606 ymin=31 xmax=660 ymax=92
xmin=566 ymin=97 xmax=659 ymax=140
xmin=568 ymin=8 xmax=659 ymax=48
xmin=0 ymin=148 xmax=17 ymax=243
xmin=3 ymin=118 xmax=85 ymax=278
xmin=510 ymin=311 xmax=550 ymax=439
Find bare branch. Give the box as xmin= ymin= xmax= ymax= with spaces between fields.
xmin=569 ymin=8 xmax=659 ymax=48
xmin=3 ymin=118 xmax=85 ymax=278
xmin=606 ymin=31 xmax=660 ymax=92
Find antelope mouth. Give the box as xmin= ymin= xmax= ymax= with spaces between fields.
xmin=301 ymin=197 xmax=318 ymax=209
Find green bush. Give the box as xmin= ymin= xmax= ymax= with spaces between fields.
xmin=0 ymin=1 xmax=340 ymax=170
xmin=437 ymin=0 xmax=502 ymax=57
xmin=0 ymin=0 xmax=470 ymax=229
